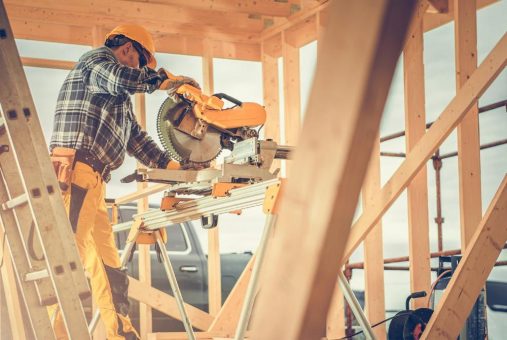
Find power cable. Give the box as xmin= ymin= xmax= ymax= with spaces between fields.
xmin=337 ymin=311 xmax=414 ymax=339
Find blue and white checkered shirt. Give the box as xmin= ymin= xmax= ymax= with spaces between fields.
xmin=50 ymin=46 xmax=170 ymax=171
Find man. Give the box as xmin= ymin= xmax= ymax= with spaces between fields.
xmin=49 ymin=24 xmax=198 ymax=339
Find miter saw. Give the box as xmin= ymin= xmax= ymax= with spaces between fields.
xmin=123 ymin=83 xmax=291 ymax=192
xmin=157 ymin=83 xmax=267 ymax=167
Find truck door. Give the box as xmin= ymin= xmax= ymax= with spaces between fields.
xmin=151 ymin=222 xmax=207 ymax=311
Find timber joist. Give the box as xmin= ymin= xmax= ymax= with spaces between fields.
xmin=5 ymin=0 xmax=497 ymax=62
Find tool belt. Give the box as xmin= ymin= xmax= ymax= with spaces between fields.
xmin=74 ymin=149 xmax=111 ymax=182
xmin=51 ymin=148 xmax=111 ymax=193
xmin=50 ymin=147 xmax=76 ymax=193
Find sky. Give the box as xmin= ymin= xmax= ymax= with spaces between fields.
xmin=12 ymin=0 xmax=507 ymax=334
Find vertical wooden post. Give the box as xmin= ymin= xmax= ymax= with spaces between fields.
xmin=362 ymin=135 xmax=386 ymax=338
xmin=91 ymin=25 xmax=108 ymax=340
xmin=282 ymin=31 xmax=301 ymax=178
xmin=403 ymin=6 xmax=431 ymax=309
xmin=250 ymin=1 xmax=415 ymax=338
xmin=454 ymin=0 xmax=482 ymax=250
xmin=318 ymin=9 xmax=346 ymax=338
xmin=135 ymin=92 xmax=152 ymax=338
xmin=326 ymin=283 xmax=345 ymax=339
xmin=202 ymin=41 xmax=222 ymax=316
xmin=0 ymin=229 xmax=27 ymax=340
xmin=261 ymin=41 xmax=281 ymax=172
xmin=422 ymin=176 xmax=507 ymax=339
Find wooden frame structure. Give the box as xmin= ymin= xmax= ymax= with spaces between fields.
xmin=1 ymin=0 xmax=506 ymax=339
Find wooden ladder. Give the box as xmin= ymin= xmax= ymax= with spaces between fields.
xmin=0 ymin=1 xmax=91 ymax=338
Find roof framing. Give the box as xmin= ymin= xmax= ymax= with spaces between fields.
xmin=6 ymin=0 xmax=496 ymax=61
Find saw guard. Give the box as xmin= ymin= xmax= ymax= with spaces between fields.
xmin=199 ymin=103 xmax=266 ymax=130
xmin=176 ymin=84 xmax=267 ymax=129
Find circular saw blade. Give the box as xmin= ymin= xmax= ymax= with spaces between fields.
xmin=157 ymin=96 xmax=222 ymax=164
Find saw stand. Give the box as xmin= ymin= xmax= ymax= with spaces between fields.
xmin=88 ymin=219 xmax=197 ymax=339
xmin=115 ymin=173 xmax=377 ymax=339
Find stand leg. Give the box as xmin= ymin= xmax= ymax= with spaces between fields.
xmin=338 ymin=271 xmax=376 ymax=340
xmin=155 ymin=230 xmax=196 ymax=340
xmin=234 ymin=214 xmax=277 ymax=340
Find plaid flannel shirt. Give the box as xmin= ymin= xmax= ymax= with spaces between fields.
xmin=50 ymin=46 xmax=171 ymax=175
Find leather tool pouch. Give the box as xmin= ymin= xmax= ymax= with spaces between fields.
xmin=50 ymin=148 xmax=76 ymax=194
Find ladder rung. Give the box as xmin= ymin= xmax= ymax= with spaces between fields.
xmin=24 ymin=269 xmax=49 ymax=282
xmin=2 ymin=193 xmax=28 ymax=210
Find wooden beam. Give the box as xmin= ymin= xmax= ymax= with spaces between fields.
xmin=4 ymin=0 xmax=264 ymax=33
xmin=423 ymin=0 xmax=497 ymax=32
xmin=10 ymin=20 xmax=260 ymax=61
xmin=21 ymin=57 xmax=75 ymax=70
xmin=261 ymin=33 xmax=282 ymax=58
xmin=421 ymin=175 xmax=507 ymax=339
xmin=455 ymin=0 xmax=482 ymax=250
xmin=261 ymin=43 xmax=281 ymax=172
xmin=319 ymin=8 xmax=344 ymax=338
xmin=281 ymin=31 xmax=300 ymax=178
xmin=261 ymin=0 xmax=330 ymax=42
xmin=326 ymin=281 xmax=345 ymax=339
xmin=5 ymin=4 xmax=259 ymax=45
xmin=427 ymin=0 xmax=449 ymax=13
xmin=362 ymin=134 xmax=386 ymax=337
xmin=202 ymin=42 xmax=222 ymax=316
xmin=403 ymin=4 xmax=431 ymax=309
xmin=122 ymin=0 xmax=294 ymax=17
xmin=344 ymin=33 xmax=507 ymax=261
xmin=250 ymin=1 xmax=415 ymax=338
xmin=208 ymin=256 xmax=255 ymax=334
xmin=10 ymin=19 xmax=93 ymax=45
xmin=284 ymin=14 xmax=317 ymax=49
xmin=128 ymin=276 xmax=213 ymax=331
xmin=134 ymin=93 xmax=152 ymax=338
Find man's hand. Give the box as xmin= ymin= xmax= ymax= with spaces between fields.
xmin=158 ymin=69 xmax=200 ymax=93
xmin=166 ymin=160 xmax=181 ymax=170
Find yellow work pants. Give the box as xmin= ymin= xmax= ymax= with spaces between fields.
xmin=49 ymin=161 xmax=139 ymax=340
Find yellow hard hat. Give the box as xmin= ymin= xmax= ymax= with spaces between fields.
xmin=105 ymin=24 xmax=157 ymax=68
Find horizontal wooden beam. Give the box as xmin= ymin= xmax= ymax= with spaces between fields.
xmin=10 ymin=20 xmax=261 ymax=61
xmin=343 ymin=33 xmax=507 ymax=261
xmin=5 ymin=3 xmax=259 ymax=44
xmin=261 ymin=0 xmax=497 ymax=56
xmin=284 ymin=13 xmax=317 ymax=48
xmin=122 ymin=0 xmax=295 ymax=17
xmin=128 ymin=276 xmax=213 ymax=331
xmin=5 ymin=0 xmax=263 ymax=33
xmin=422 ymin=175 xmax=507 ymax=339
xmin=424 ymin=0 xmax=497 ymax=32
xmin=21 ymin=57 xmax=75 ymax=70
xmin=261 ymin=0 xmax=329 ymax=42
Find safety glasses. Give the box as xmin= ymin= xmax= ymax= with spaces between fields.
xmin=132 ymin=41 xmax=149 ymax=68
